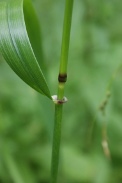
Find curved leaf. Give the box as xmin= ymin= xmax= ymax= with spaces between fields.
xmin=0 ymin=0 xmax=51 ymax=99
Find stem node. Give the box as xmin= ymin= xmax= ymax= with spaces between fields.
xmin=52 ymin=95 xmax=68 ymax=104
xmin=58 ymin=73 xmax=67 ymax=83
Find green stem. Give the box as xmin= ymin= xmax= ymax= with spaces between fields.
xmin=51 ymin=104 xmax=63 ymax=183
xmin=58 ymin=0 xmax=74 ymax=100
xmin=51 ymin=0 xmax=74 ymax=183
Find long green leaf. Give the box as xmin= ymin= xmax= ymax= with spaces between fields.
xmin=0 ymin=0 xmax=51 ymax=99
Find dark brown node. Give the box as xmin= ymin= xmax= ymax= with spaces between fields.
xmin=57 ymin=100 xmax=65 ymax=104
xmin=58 ymin=74 xmax=67 ymax=83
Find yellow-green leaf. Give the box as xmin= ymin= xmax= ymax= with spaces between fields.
xmin=0 ymin=0 xmax=51 ymax=99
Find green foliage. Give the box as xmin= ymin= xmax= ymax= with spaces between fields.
xmin=1 ymin=0 xmax=122 ymax=183
xmin=0 ymin=0 xmax=51 ymax=98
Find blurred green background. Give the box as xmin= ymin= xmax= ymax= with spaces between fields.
xmin=1 ymin=0 xmax=122 ymax=182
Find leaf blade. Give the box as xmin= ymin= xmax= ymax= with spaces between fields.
xmin=0 ymin=0 xmax=51 ymax=99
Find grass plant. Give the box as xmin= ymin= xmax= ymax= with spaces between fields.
xmin=0 ymin=0 xmax=74 ymax=182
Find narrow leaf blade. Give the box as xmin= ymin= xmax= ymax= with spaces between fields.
xmin=0 ymin=0 xmax=51 ymax=99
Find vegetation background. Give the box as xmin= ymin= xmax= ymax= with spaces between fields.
xmin=0 ymin=0 xmax=122 ymax=182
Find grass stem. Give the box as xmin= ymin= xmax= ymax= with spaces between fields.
xmin=51 ymin=0 xmax=74 ymax=182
